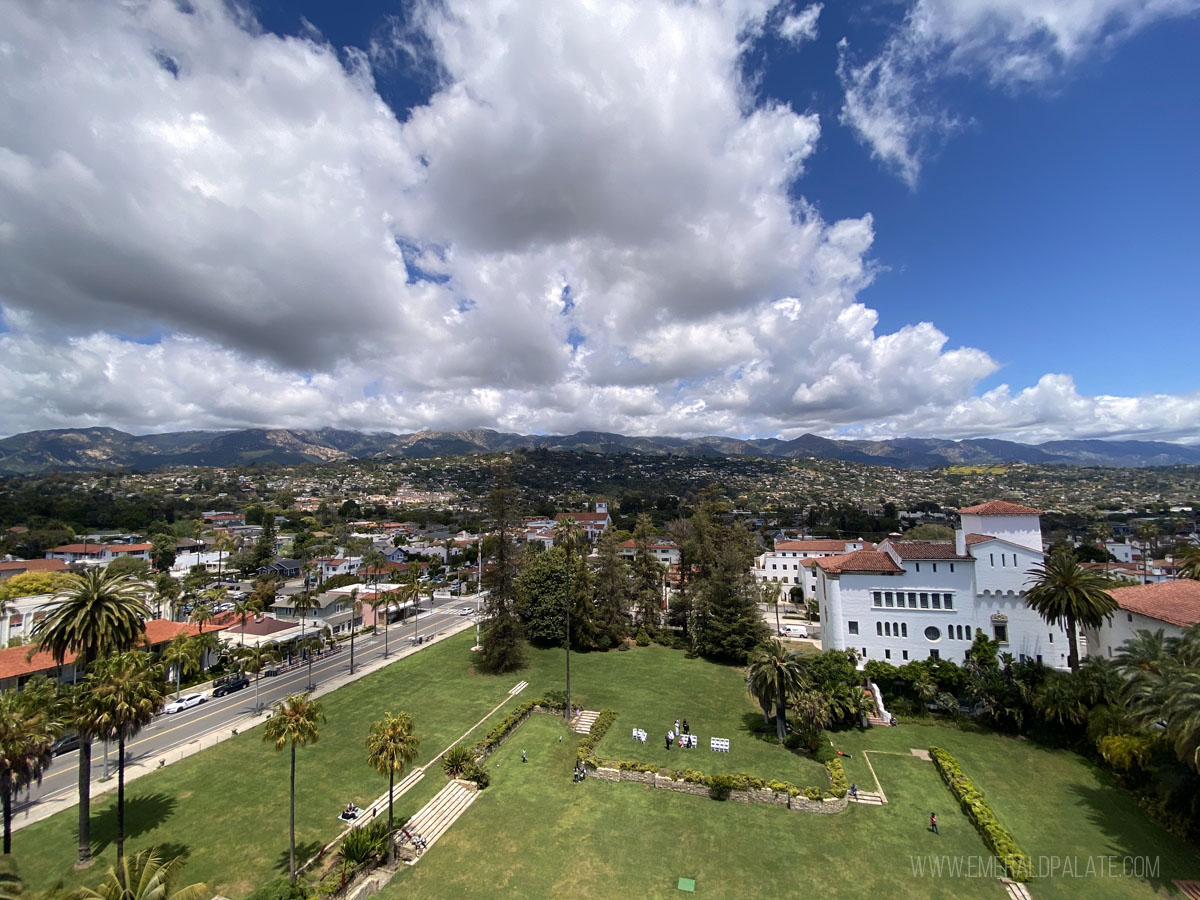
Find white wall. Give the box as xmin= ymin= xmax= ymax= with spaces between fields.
xmin=959 ymin=513 xmax=1042 ymax=552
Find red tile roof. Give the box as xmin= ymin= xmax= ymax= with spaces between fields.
xmin=885 ymin=541 xmax=972 ymax=560
xmin=107 ymin=543 xmax=153 ymax=554
xmin=957 ymin=501 xmax=1043 ymax=516
xmin=774 ymin=539 xmax=865 ymax=552
xmin=0 ymin=559 xmax=68 ymax=574
xmin=1107 ymin=581 xmax=1200 ymax=627
xmin=815 ymin=551 xmax=904 ymax=575
xmin=555 ymin=513 xmax=609 ymax=523
xmin=45 ymin=544 xmax=104 ymax=555
xmin=965 ymin=533 xmax=995 ymax=545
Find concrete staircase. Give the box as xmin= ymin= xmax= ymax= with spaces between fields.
xmin=848 ymin=790 xmax=885 ymax=806
xmin=1002 ymin=879 xmax=1033 ymax=900
xmin=866 ymin=715 xmax=890 ymax=727
xmin=573 ymin=709 xmax=600 ymax=734
xmin=402 ymin=780 xmax=479 ymax=864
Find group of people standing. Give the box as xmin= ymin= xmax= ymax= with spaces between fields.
xmin=665 ymin=717 xmax=691 ymax=750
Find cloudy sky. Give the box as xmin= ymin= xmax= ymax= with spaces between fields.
xmin=1 ymin=0 xmax=1198 ymax=444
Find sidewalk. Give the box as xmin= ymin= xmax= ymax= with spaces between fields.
xmin=12 ymin=616 xmax=477 ymax=834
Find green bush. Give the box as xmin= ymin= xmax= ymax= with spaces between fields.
xmin=635 ymin=628 xmax=651 ymax=646
xmin=339 ymin=819 xmax=391 ymax=867
xmin=811 ymin=744 xmax=837 ymax=764
xmin=442 ymin=744 xmax=474 ymax=778
xmin=709 ymin=773 xmax=735 ymax=801
xmin=473 ymin=700 xmax=536 ymax=756
xmin=463 ymin=761 xmax=491 ymax=789
xmin=783 ymin=733 xmax=805 ymax=751
xmin=825 ymin=758 xmax=848 ymax=798
xmin=617 ymin=642 xmax=631 ymax=651
xmin=615 ymin=760 xmax=659 ymax=773
xmin=246 ymin=877 xmax=313 ymax=900
xmin=538 ymin=690 xmax=568 ymax=710
xmin=929 ymin=746 xmax=1034 ymax=882
xmin=804 ymin=785 xmax=823 ymax=801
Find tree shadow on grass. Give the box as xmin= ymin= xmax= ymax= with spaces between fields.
xmin=1064 ymin=780 xmax=1200 ymax=892
xmin=273 ymin=840 xmax=324 ymax=875
xmin=90 ymin=793 xmax=178 ymax=856
xmin=146 ymin=841 xmax=191 ymax=865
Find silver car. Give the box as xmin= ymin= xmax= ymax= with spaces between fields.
xmin=164 ymin=693 xmax=208 ymax=714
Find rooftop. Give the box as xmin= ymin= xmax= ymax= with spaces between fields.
xmin=1107 ymin=580 xmax=1200 ymax=628
xmin=957 ymin=500 xmax=1043 ymax=516
xmin=815 ymin=550 xmax=905 ymax=575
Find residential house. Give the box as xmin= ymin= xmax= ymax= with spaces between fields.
xmin=0 ymin=559 xmax=67 ymax=580
xmin=753 ymin=538 xmax=871 ymax=600
xmin=616 ymin=539 xmax=680 ymax=567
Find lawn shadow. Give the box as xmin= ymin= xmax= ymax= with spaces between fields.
xmin=1064 ymin=779 xmax=1200 ymax=892
xmin=273 ymin=840 xmax=324 ymax=875
xmin=90 ymin=793 xmax=178 ymax=855
xmin=147 ymin=841 xmax=191 ymax=864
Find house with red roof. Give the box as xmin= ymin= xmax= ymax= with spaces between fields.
xmin=1084 ymin=580 xmax=1200 ymax=659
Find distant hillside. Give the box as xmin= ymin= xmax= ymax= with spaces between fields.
xmin=0 ymin=427 xmax=1198 ymax=475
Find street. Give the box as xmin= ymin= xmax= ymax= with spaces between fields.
xmin=12 ymin=594 xmax=480 ymax=822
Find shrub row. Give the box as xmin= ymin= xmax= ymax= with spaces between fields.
xmin=825 ymin=758 xmax=849 ymax=799
xmin=473 ymin=699 xmax=538 ymax=757
xmin=576 ymin=708 xmax=617 ymax=769
xmin=929 ymin=746 xmax=1034 ymax=882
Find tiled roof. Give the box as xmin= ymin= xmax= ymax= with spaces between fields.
xmin=957 ymin=500 xmax=1043 ymax=516
xmin=1108 ymin=580 xmax=1200 ymax=627
xmin=107 ymin=543 xmax=153 ymax=553
xmin=886 ymin=541 xmax=972 ymax=560
xmin=0 ymin=559 xmax=67 ymax=574
xmin=45 ymin=544 xmax=103 ymax=555
xmin=964 ymin=533 xmax=995 ymax=545
xmin=616 ymin=539 xmax=677 ymax=550
xmin=555 ymin=513 xmax=609 ymax=523
xmin=815 ymin=551 xmax=904 ymax=575
xmin=774 ymin=539 xmax=863 ymax=552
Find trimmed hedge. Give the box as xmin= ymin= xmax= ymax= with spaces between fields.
xmin=929 ymin=746 xmax=1033 ymax=882
xmin=576 ymin=708 xmax=618 ymax=769
xmin=825 ymin=758 xmax=848 ymax=799
xmin=472 ymin=696 xmax=566 ymax=758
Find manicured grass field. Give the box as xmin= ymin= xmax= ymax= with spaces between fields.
xmin=16 ymin=633 xmax=528 ymax=898
xmin=17 ymin=634 xmax=1200 ymax=900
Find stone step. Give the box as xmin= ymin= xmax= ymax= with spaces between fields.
xmin=573 ymin=710 xmax=600 ymax=734
xmin=1174 ymin=883 xmax=1200 ymax=900
xmin=403 ymin=781 xmax=478 ymax=860
xmin=1002 ymin=879 xmax=1033 ymax=900
xmin=849 ymin=792 xmax=884 ymax=805
xmin=866 ymin=716 xmax=889 ymax=727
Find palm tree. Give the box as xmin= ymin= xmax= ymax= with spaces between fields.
xmin=231 ymin=596 xmax=261 ymax=647
xmin=553 ymin=516 xmax=581 ymax=723
xmin=214 ymin=533 xmax=235 ymax=585
xmin=365 ymin=712 xmax=419 ymax=832
xmin=747 ymin=639 xmax=803 ymax=741
xmin=233 ymin=642 xmax=280 ymax=713
xmin=263 ymin=692 xmax=324 ymax=884
xmin=0 ymin=690 xmax=59 ymax=854
xmin=1035 ymin=672 xmax=1086 ymax=726
xmin=1116 ymin=629 xmax=1174 ymax=674
xmin=84 ymin=652 xmax=166 ymax=865
xmin=160 ymin=635 xmax=200 ymax=700
xmin=74 ymin=848 xmax=207 ymax=900
xmin=1178 ymin=545 xmax=1200 ymax=581
xmin=33 ymin=568 xmax=150 ymax=868
xmin=290 ymin=591 xmax=320 ymax=690
xmin=790 ymin=689 xmax=832 ymax=752
xmin=189 ymin=602 xmax=215 ymax=635
xmin=762 ymin=580 xmax=783 ymax=638
xmin=347 ymin=588 xmax=362 ymax=675
xmin=1024 ymin=551 xmax=1118 ymax=672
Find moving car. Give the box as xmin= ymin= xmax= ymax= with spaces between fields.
xmin=211 ymin=673 xmax=251 ymax=697
xmin=459 ymin=607 xmax=473 ymax=616
xmin=51 ymin=731 xmax=81 ymax=756
xmin=164 ymin=693 xmax=208 ymax=714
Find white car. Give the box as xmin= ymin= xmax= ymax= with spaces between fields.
xmin=164 ymin=693 xmax=208 ymax=714
xmin=459 ymin=607 xmax=473 ymax=616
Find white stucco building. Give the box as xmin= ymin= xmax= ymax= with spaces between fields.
xmin=753 ymin=538 xmax=871 ymax=599
xmin=814 ymin=501 xmax=1072 ymax=668
xmin=1084 ymin=580 xmax=1200 ymax=659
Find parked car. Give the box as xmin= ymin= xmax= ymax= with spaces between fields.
xmin=779 ymin=624 xmax=808 ymax=639
xmin=211 ymin=673 xmax=251 ymax=697
xmin=51 ymin=731 xmax=81 ymax=756
xmin=164 ymin=693 xmax=208 ymax=714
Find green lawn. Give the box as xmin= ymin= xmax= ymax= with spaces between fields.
xmin=17 ymin=635 xmax=1200 ymax=900
xmin=16 ymin=633 xmax=528 ymax=898
xmin=384 ymin=715 xmax=1002 ymax=899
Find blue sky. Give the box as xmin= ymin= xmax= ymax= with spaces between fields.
xmin=0 ymin=0 xmax=1197 ymax=441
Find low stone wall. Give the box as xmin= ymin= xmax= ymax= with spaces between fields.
xmin=591 ymin=767 xmax=847 ymax=813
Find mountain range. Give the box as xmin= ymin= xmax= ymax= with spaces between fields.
xmin=1 ymin=427 xmax=1198 ymax=475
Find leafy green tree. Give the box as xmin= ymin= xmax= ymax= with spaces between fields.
xmin=365 ymin=712 xmax=420 ymax=831
xmin=85 ymin=652 xmax=167 ymax=865
xmin=263 ymin=693 xmax=325 ymax=884
xmin=747 ymin=640 xmax=803 ymax=741
xmin=0 ymin=688 xmax=59 ymax=854
xmin=515 ymin=547 xmax=568 ymax=646
xmin=250 ymin=513 xmax=278 ymax=571
xmin=1025 ymin=551 xmax=1118 ymax=672
xmin=591 ymin=529 xmax=631 ymax=648
xmin=33 ymin=567 xmax=150 ymax=868
xmin=244 ymin=504 xmax=266 ymax=526
xmin=630 ymin=515 xmax=665 ymax=628
xmin=1179 ymin=545 xmax=1200 ymax=581
xmin=74 ymin=849 xmax=206 ymax=900
xmin=901 ymin=523 xmax=955 ymax=541
xmin=790 ymin=689 xmax=832 ymax=751
xmin=479 ymin=463 xmax=525 ymax=673
xmin=1035 ymin=672 xmax=1087 ymax=726
xmin=0 ymin=572 xmax=76 ymax=603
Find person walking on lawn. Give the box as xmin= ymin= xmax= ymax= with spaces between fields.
xmin=929 ymin=812 xmax=938 ymax=834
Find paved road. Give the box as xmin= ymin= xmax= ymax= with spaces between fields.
xmin=13 ymin=596 xmax=480 ymax=818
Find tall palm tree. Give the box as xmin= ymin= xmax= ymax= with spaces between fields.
xmin=1178 ymin=545 xmax=1200 ymax=581
xmin=347 ymin=589 xmax=362 ymax=675
xmin=553 ymin=516 xmax=581 ymax=723
xmin=747 ymin=639 xmax=804 ymax=741
xmin=214 ymin=533 xmax=235 ymax=585
xmin=762 ymin=580 xmax=783 ymax=637
xmin=74 ymin=848 xmax=207 ymax=900
xmin=160 ymin=635 xmax=200 ymax=700
xmin=85 ymin=652 xmax=167 ymax=866
xmin=365 ymin=712 xmax=420 ymax=832
xmin=1115 ymin=629 xmax=1175 ymax=674
xmin=231 ymin=596 xmax=261 ymax=647
xmin=1024 ymin=551 xmax=1118 ymax=673
xmin=189 ymin=602 xmax=215 ymax=635
xmin=0 ymin=690 xmax=59 ymax=854
xmin=290 ymin=591 xmax=320 ymax=690
xmin=233 ymin=642 xmax=280 ymax=713
xmin=33 ymin=568 xmax=150 ymax=868
xmin=263 ymin=692 xmax=324 ymax=884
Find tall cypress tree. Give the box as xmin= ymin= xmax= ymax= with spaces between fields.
xmin=631 ymin=514 xmax=665 ymax=628
xmin=479 ymin=462 xmax=526 ymax=672
xmin=591 ymin=529 xmax=631 ymax=648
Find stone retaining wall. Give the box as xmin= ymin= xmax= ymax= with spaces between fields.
xmin=591 ymin=767 xmax=847 ymax=813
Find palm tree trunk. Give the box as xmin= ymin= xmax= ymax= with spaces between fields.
xmin=350 ymin=629 xmax=355 ymax=675
xmin=76 ymin=738 xmax=93 ymax=868
xmin=288 ymin=742 xmax=297 ymax=884
xmin=1067 ymin=612 xmax=1080 ymax=673
xmin=387 ymin=769 xmax=394 ymax=828
xmin=3 ymin=781 xmax=12 ymax=855
xmin=774 ymin=666 xmax=787 ymax=742
xmin=564 ymin=554 xmax=572 ymax=724
xmin=116 ymin=734 xmax=126 ymax=866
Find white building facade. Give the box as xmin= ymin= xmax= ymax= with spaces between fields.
xmin=1084 ymin=580 xmax=1200 ymax=659
xmin=815 ymin=501 xmax=1072 ymax=669
xmin=753 ymin=539 xmax=870 ymax=599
